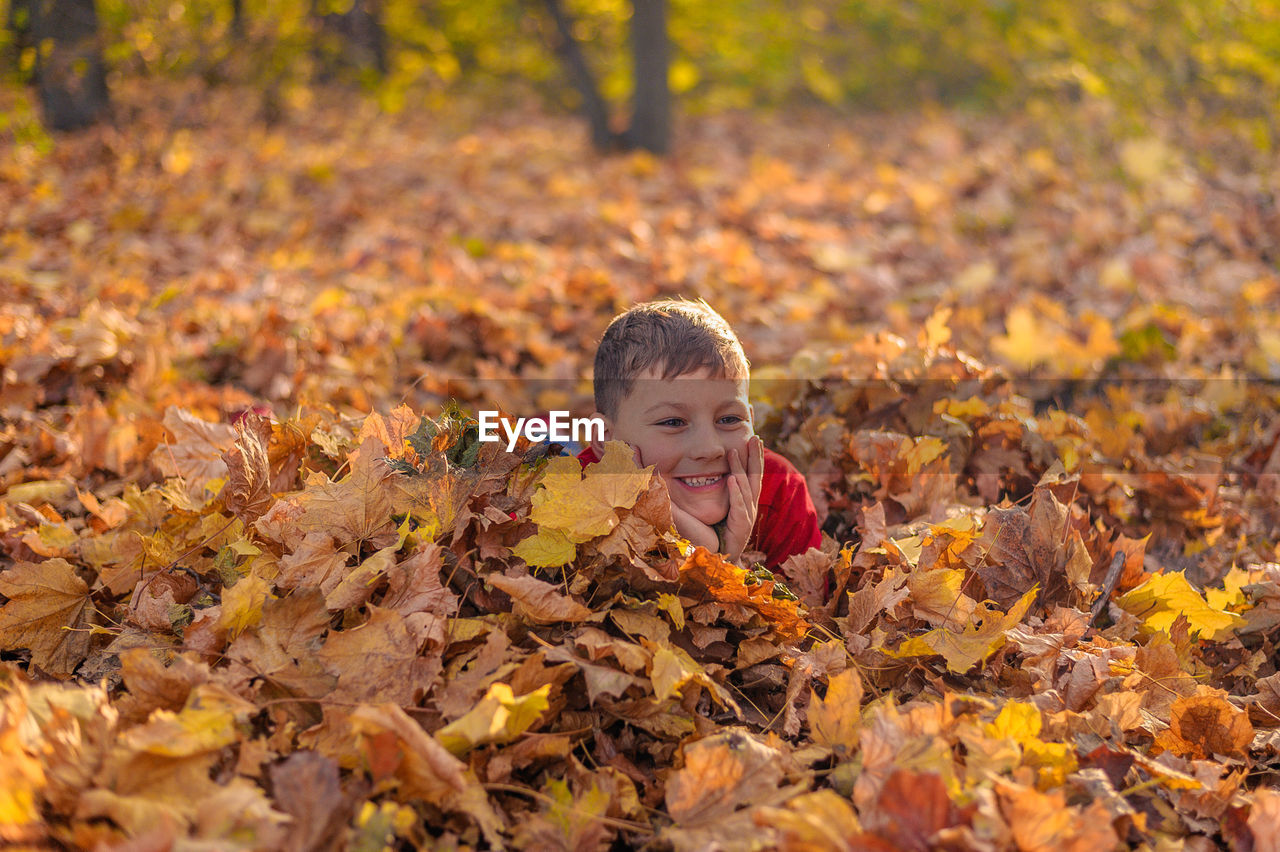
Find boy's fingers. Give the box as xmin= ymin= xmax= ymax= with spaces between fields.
xmin=728 ymin=468 xmax=754 ymax=529
xmin=725 ymin=474 xmax=756 ymax=560
xmin=748 ymin=436 xmax=764 ymax=500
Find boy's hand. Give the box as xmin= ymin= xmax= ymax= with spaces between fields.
xmin=720 ymin=435 xmax=763 ymax=562
xmin=670 ymin=503 xmax=720 ymax=554
xmin=666 ymin=436 xmax=763 ymax=563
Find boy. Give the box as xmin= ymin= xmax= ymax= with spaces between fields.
xmin=578 ymin=299 xmax=821 ymax=570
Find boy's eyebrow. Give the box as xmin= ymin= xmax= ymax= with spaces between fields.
xmin=642 ymin=398 xmax=749 ymax=416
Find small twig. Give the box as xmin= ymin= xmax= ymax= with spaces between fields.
xmin=1088 ymin=552 xmax=1127 ymax=627
xmin=134 ymin=517 xmax=236 ymax=599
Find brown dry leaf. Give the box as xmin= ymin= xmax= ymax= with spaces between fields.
xmin=1249 ymin=787 xmax=1280 ymax=852
xmin=0 ymin=558 xmax=92 ymax=677
xmin=275 ymin=531 xmax=350 ymax=594
xmin=543 ymin=643 xmax=642 ymax=704
xmin=220 ymin=413 xmax=273 ymax=525
xmin=753 ymin=789 xmax=864 ymax=852
xmin=268 ymin=750 xmax=351 ymax=852
xmin=488 ymin=572 xmax=594 ymax=625
xmin=349 ymin=703 xmax=504 ymax=845
xmin=1155 ymin=692 xmax=1254 ymax=760
xmin=117 ymin=649 xmax=210 ymax=722
xmin=1247 ymin=672 xmax=1280 ymax=726
xmin=296 ymin=437 xmax=396 ymax=548
xmin=382 ymin=541 xmax=458 ymax=617
xmin=224 ymin=589 xmax=335 ymax=700
xmin=778 ymin=548 xmax=832 ymax=610
xmin=975 ymin=506 xmax=1037 ymax=608
xmin=1026 ymin=483 xmax=1070 ymax=603
xmin=316 ymin=606 xmax=439 ymax=704
xmin=996 ymin=781 xmax=1119 ymax=852
xmin=861 ymin=769 xmax=971 ymax=852
xmin=153 ymin=407 xmax=235 ymax=492
xmin=843 ymin=566 xmax=909 ymax=635
xmin=665 ymin=730 xmax=786 ymax=827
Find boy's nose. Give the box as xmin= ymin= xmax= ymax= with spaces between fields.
xmin=689 ymin=429 xmax=727 ymax=461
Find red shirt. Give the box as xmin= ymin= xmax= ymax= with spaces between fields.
xmin=576 ymin=445 xmax=822 ymax=570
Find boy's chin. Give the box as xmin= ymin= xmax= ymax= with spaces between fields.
xmin=683 ymin=502 xmax=729 ymax=528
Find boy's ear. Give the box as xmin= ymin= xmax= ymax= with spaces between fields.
xmin=588 ymin=412 xmax=612 ymax=458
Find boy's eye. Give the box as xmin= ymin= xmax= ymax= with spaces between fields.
xmin=656 ymin=418 xmax=685 ymax=428
xmin=719 ymin=415 xmax=745 ymax=425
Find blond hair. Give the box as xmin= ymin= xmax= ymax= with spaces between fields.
xmin=592 ymin=299 xmax=749 ymax=419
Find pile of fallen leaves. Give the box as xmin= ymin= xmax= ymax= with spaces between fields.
xmin=2 ymin=79 xmax=1280 ymax=849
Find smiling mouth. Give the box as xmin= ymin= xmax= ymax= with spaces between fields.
xmin=677 ymin=475 xmax=725 ymax=489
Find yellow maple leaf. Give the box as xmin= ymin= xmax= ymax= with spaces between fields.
xmin=530 ymin=442 xmax=651 ymax=543
xmin=649 ymin=644 xmax=694 ymax=702
xmin=985 ymin=700 xmax=1042 ymax=744
xmin=992 ymin=304 xmax=1063 ymax=371
xmin=0 ymin=689 xmax=45 ymax=838
xmin=1205 ymin=563 xmax=1262 ymax=611
xmin=982 ymin=701 xmax=1078 ymax=789
xmin=808 ymin=668 xmax=864 ymax=751
xmin=754 ymin=789 xmax=863 ymax=849
xmin=218 ymin=570 xmax=274 ymax=639
xmin=1115 ymin=572 xmax=1246 ymax=640
xmin=436 ymin=683 xmax=551 ymax=755
xmin=511 ymin=527 xmax=576 ymax=568
xmin=889 ymin=587 xmax=1036 ymax=672
xmin=908 ymin=567 xmax=975 ymax=629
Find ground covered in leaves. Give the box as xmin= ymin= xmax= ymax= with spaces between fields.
xmin=2 ymin=80 xmax=1280 ymax=850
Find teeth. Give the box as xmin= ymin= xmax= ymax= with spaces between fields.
xmin=682 ymin=475 xmax=723 ymax=487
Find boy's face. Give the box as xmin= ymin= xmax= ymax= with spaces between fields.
xmin=596 ymin=366 xmax=754 ymax=526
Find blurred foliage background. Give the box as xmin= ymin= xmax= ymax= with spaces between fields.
xmin=2 ymin=0 xmax=1279 ymax=148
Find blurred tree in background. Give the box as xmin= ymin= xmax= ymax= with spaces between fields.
xmin=2 ymin=0 xmax=1278 ymax=150
xmin=9 ymin=0 xmax=110 ymax=129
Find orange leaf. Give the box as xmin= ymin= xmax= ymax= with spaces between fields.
xmin=678 ymin=548 xmax=810 ymax=642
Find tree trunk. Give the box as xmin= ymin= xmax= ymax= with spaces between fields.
xmin=30 ymin=0 xmax=110 ymax=131
xmin=541 ymin=0 xmax=615 ymax=152
xmin=231 ymin=0 xmax=244 ymax=38
xmin=312 ymin=0 xmax=388 ymax=78
xmin=626 ymin=0 xmax=669 ymax=154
